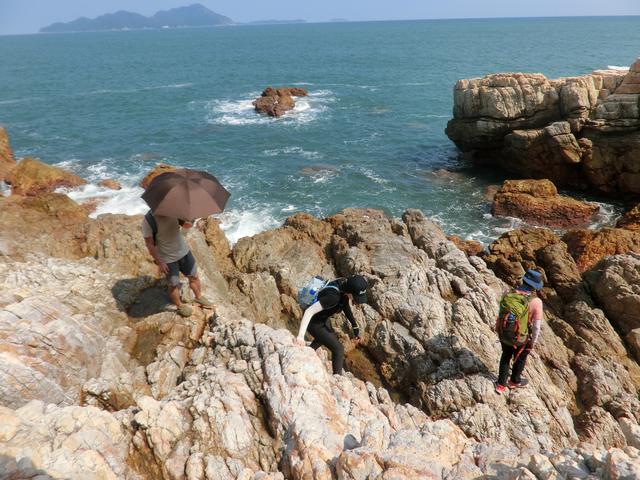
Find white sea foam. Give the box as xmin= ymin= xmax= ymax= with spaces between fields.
xmin=0 ymin=97 xmax=42 ymax=105
xmin=607 ymin=65 xmax=630 ymax=71
xmin=205 ymin=89 xmax=334 ymax=126
xmin=0 ymin=182 xmax=11 ymax=197
xmin=217 ymin=208 xmax=281 ymax=245
xmin=282 ymin=205 xmax=296 ymax=212
xmin=263 ymin=146 xmax=322 ymax=159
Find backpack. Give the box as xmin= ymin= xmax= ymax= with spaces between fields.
xmin=497 ymin=291 xmax=531 ymax=346
xmin=297 ymin=276 xmax=339 ymax=309
xmin=145 ymin=211 xmax=184 ymax=246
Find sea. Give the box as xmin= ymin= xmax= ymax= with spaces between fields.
xmin=1 ymin=17 xmax=639 ymax=244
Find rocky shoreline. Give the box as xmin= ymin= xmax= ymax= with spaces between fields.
xmin=1 ymin=91 xmax=640 ymax=479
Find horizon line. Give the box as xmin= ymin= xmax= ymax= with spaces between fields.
xmin=2 ymin=13 xmax=640 ymax=37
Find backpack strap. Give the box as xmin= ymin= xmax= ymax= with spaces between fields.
xmin=145 ymin=211 xmax=158 ymax=246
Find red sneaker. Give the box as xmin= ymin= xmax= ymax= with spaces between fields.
xmin=507 ymin=378 xmax=529 ymax=389
xmin=495 ymin=383 xmax=507 ymax=394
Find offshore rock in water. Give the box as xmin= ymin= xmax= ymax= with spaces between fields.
xmin=492 ymin=178 xmax=599 ymax=228
xmin=446 ymin=58 xmax=640 ymax=195
xmin=253 ymin=86 xmax=308 ymax=117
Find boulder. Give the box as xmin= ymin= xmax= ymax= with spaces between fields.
xmin=0 ymin=126 xmax=16 ymax=182
xmin=492 ymin=179 xmax=599 ymax=228
xmin=5 ymin=157 xmax=86 ymax=196
xmin=253 ymin=86 xmax=307 ymax=117
xmin=18 ymin=192 xmax=88 ymax=221
xmin=140 ymin=163 xmax=176 ymax=189
xmin=616 ymin=203 xmax=640 ymax=231
xmin=98 ymin=178 xmax=122 ymax=190
xmin=447 ymin=235 xmax=484 ymax=256
xmin=562 ymin=227 xmax=640 ymax=272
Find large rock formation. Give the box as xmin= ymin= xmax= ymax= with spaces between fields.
xmin=446 ymin=59 xmax=640 ymax=196
xmin=5 ymin=157 xmax=87 ymax=196
xmin=253 ymin=87 xmax=308 ymax=117
xmin=492 ymin=179 xmax=599 ymax=227
xmin=1 ymin=193 xmax=639 ymax=479
xmin=0 ymin=126 xmax=16 ymax=182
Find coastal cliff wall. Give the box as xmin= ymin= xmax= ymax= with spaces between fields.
xmin=446 ymin=59 xmax=640 ymax=196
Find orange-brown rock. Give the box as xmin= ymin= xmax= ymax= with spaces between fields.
xmin=480 ymin=227 xmax=560 ymax=286
xmin=5 ymin=157 xmax=86 ymax=196
xmin=18 ymin=192 xmax=87 ymax=221
xmin=0 ymin=126 xmax=16 ymax=182
xmin=562 ymin=227 xmax=640 ymax=272
xmin=447 ymin=235 xmax=484 ymax=256
xmin=492 ymin=179 xmax=599 ymax=228
xmin=253 ymin=86 xmax=307 ymax=117
xmin=616 ymin=204 xmax=640 ymax=231
xmin=139 ymin=163 xmax=176 ymax=189
xmin=98 ymin=178 xmax=122 ymax=190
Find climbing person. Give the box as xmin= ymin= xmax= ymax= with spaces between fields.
xmin=294 ymin=275 xmax=368 ymax=375
xmin=494 ymin=269 xmax=544 ymax=394
xmin=141 ymin=211 xmax=214 ymax=317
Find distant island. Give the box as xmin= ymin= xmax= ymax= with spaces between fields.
xmin=246 ymin=19 xmax=307 ymax=25
xmin=39 ymin=4 xmax=233 ymax=33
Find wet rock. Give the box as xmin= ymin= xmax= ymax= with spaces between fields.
xmin=492 ymin=179 xmax=599 ymax=228
xmin=5 ymin=157 xmax=87 ymax=196
xmin=447 ymin=235 xmax=484 ymax=256
xmin=98 ymin=178 xmax=122 ymax=190
xmin=616 ymin=203 xmax=640 ymax=231
xmin=253 ymin=87 xmax=307 ymax=117
xmin=140 ymin=163 xmax=176 ymax=189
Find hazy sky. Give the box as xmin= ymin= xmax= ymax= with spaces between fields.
xmin=1 ymin=0 xmax=640 ymax=35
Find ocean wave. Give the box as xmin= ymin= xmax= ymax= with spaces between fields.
xmin=0 ymin=182 xmax=11 ymax=197
xmin=263 ymin=146 xmax=322 ymax=159
xmin=217 ymin=208 xmax=281 ymax=244
xmin=0 ymin=96 xmax=42 ymax=105
xmin=79 ymin=83 xmax=194 ymax=97
xmin=607 ymin=65 xmax=630 ymax=71
xmin=62 ymin=183 xmax=147 ymax=218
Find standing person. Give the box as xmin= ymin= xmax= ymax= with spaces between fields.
xmin=494 ymin=269 xmax=544 ymax=394
xmin=141 ymin=211 xmax=214 ymax=317
xmin=295 ymin=275 xmax=368 ymax=375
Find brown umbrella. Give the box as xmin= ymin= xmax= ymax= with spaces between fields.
xmin=141 ymin=168 xmax=230 ymax=219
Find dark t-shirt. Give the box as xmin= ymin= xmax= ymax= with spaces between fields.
xmin=311 ymin=279 xmax=357 ymax=328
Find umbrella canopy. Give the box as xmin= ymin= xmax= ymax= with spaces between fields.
xmin=141 ymin=168 xmax=230 ymax=220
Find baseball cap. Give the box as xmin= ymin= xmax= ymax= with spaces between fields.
xmin=345 ymin=275 xmax=368 ymax=304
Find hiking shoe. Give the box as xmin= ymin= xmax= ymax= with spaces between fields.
xmin=507 ymin=378 xmax=529 ymax=389
xmin=193 ymin=296 xmax=214 ymax=308
xmin=495 ymin=383 xmax=508 ymax=394
xmin=177 ymin=304 xmax=193 ymax=317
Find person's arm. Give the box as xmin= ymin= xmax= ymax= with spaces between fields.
xmin=141 ymin=219 xmax=168 ymax=274
xmin=529 ymin=298 xmax=543 ymax=347
xmin=342 ymin=300 xmax=360 ymax=338
xmin=296 ymin=301 xmax=323 ymax=343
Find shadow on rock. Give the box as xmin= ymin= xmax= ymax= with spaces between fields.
xmin=0 ymin=454 xmax=59 ymax=480
xmin=111 ymin=276 xmax=171 ymax=318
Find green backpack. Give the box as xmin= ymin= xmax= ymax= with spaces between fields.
xmin=497 ymin=292 xmax=531 ymax=346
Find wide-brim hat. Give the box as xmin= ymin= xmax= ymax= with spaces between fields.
xmin=345 ymin=275 xmax=368 ymax=304
xmin=522 ymin=269 xmax=543 ymax=290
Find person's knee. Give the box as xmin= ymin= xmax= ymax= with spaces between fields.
xmin=187 ymin=275 xmax=199 ymax=282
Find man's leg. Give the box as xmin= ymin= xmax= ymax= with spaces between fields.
xmin=167 ymin=260 xmax=192 ymax=317
xmin=181 ymin=252 xmax=213 ymax=308
xmin=497 ymin=343 xmax=515 ymax=386
xmin=308 ymin=323 xmax=345 ymax=375
xmin=188 ymin=275 xmax=202 ymax=299
xmin=510 ymin=346 xmax=531 ymax=384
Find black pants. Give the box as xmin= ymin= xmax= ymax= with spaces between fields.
xmin=497 ymin=342 xmax=530 ymax=386
xmin=307 ymin=321 xmax=345 ymax=375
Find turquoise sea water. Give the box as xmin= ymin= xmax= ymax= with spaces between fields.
xmin=1 ymin=17 xmax=639 ymax=242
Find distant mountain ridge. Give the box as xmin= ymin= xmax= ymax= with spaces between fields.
xmin=40 ymin=4 xmax=233 ymax=33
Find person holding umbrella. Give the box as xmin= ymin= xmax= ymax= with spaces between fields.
xmin=141 ymin=168 xmax=230 ymax=317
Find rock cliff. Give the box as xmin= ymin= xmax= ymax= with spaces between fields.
xmin=446 ymin=59 xmax=640 ymax=196
xmin=1 ymin=190 xmax=639 ymax=478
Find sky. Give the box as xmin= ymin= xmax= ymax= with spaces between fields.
xmin=1 ymin=0 xmax=640 ymax=35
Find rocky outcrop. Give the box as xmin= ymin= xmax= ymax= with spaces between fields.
xmin=1 ymin=195 xmax=639 ymax=479
xmin=5 ymin=157 xmax=87 ymax=196
xmin=617 ymin=203 xmax=640 ymax=231
xmin=446 ymin=59 xmax=640 ymax=196
xmin=447 ymin=235 xmax=484 ymax=256
xmin=140 ymin=163 xmax=176 ymax=189
xmin=563 ymin=227 xmax=640 ymax=272
xmin=253 ymin=87 xmax=308 ymax=117
xmin=492 ymin=179 xmax=599 ymax=227
xmin=0 ymin=126 xmax=16 ymax=182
